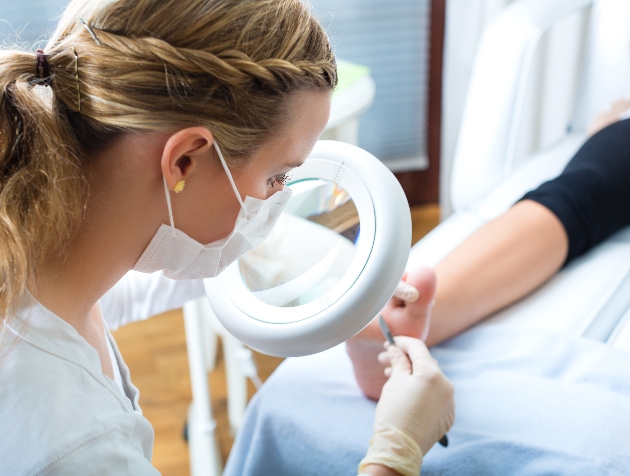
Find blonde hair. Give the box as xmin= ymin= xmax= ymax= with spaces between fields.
xmin=0 ymin=0 xmax=337 ymax=322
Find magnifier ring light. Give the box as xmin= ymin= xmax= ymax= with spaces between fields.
xmin=205 ymin=141 xmax=411 ymax=357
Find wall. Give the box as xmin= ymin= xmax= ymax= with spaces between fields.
xmin=309 ymin=0 xmax=432 ymax=169
xmin=440 ymin=0 xmax=588 ymax=217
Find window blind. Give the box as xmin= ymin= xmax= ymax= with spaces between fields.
xmin=310 ymin=0 xmax=431 ymax=169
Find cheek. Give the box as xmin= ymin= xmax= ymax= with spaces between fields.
xmin=203 ymin=197 xmax=241 ymax=242
xmin=237 ymin=175 xmax=272 ymax=200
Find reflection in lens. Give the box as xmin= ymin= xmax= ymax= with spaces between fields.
xmin=238 ymin=179 xmax=359 ymax=307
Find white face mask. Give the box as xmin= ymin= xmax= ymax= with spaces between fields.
xmin=132 ymin=142 xmax=293 ymax=279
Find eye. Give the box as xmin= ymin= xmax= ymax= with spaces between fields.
xmin=269 ymin=173 xmax=292 ymax=189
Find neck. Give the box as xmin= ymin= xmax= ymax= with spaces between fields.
xmin=33 ymin=211 xmax=142 ymax=330
xmin=32 ymin=143 xmax=164 ymax=332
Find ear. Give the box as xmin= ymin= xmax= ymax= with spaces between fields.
xmin=160 ymin=127 xmax=214 ymax=191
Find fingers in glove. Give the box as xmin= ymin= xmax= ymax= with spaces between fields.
xmin=391 ymin=336 xmax=436 ymax=376
xmin=393 ymin=280 xmax=420 ymax=303
xmin=385 ymin=343 xmax=412 ymax=377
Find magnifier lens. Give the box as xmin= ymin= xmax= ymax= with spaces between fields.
xmin=238 ymin=179 xmax=359 ymax=307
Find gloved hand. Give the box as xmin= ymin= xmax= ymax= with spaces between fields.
xmin=378 ymin=336 xmax=454 ymax=455
xmin=359 ymin=336 xmax=454 ymax=476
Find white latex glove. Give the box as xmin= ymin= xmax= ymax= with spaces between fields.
xmin=378 ymin=336 xmax=454 ymax=455
xmin=393 ymin=279 xmax=420 ymax=303
xmin=359 ymin=336 xmax=454 ymax=476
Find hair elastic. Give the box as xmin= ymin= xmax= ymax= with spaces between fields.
xmin=35 ymin=49 xmax=52 ymax=86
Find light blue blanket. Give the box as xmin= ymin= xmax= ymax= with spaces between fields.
xmin=224 ymin=326 xmax=630 ymax=475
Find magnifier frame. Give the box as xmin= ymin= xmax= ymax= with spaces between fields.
xmin=205 ymin=141 xmax=411 ymax=357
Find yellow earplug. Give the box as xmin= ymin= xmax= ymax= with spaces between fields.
xmin=174 ymin=180 xmax=186 ymax=193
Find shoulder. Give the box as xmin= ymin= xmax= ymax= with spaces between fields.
xmin=0 ymin=334 xmax=155 ymax=475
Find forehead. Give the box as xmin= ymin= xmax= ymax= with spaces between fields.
xmin=248 ymin=90 xmax=332 ymax=169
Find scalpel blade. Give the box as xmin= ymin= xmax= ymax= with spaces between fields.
xmin=378 ymin=315 xmax=396 ymax=346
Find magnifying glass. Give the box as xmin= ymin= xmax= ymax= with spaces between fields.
xmin=204 ymin=140 xmax=411 ymax=357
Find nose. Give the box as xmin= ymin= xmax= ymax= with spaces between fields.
xmin=267 ymin=185 xmax=285 ymax=198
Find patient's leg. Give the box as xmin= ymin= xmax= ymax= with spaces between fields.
xmin=427 ymin=200 xmax=567 ymax=345
xmin=346 ymin=266 xmax=436 ymax=400
xmin=347 ymin=200 xmax=568 ymax=400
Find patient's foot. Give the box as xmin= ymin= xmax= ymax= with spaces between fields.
xmin=346 ymin=266 xmax=436 ymax=400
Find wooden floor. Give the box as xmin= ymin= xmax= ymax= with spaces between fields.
xmin=111 ymin=204 xmax=440 ymax=475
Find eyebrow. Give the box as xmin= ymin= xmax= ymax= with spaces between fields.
xmin=274 ymin=161 xmax=304 ymax=173
xmin=285 ymin=161 xmax=304 ymax=169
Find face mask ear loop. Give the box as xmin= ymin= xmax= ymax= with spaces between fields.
xmin=163 ymin=177 xmax=177 ymax=237
xmin=213 ymin=141 xmax=245 ymax=210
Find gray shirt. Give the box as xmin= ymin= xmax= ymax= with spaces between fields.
xmin=0 ymin=272 xmax=205 ymax=475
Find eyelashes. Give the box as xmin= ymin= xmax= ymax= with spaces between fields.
xmin=269 ymin=173 xmax=292 ymax=188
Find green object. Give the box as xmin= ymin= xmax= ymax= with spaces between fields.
xmin=335 ymin=59 xmax=370 ymax=95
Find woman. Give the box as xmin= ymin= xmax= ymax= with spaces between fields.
xmin=0 ymin=0 xmax=453 ymax=474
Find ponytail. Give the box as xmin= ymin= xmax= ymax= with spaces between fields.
xmin=0 ymin=50 xmax=86 ymax=321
